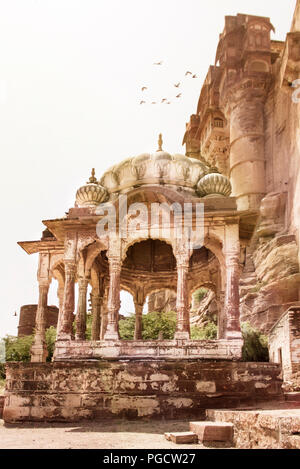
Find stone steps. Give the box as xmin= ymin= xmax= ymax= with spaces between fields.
xmin=190 ymin=421 xmax=234 ymax=443
xmin=206 ymin=408 xmax=300 ymax=449
xmin=164 ymin=432 xmax=198 ymax=444
xmin=164 ymin=421 xmax=234 ymax=446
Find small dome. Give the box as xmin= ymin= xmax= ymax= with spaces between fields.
xmin=76 ymin=169 xmax=108 ymax=207
xmin=197 ymin=171 xmax=232 ymax=198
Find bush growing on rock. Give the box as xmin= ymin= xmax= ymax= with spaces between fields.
xmin=241 ymin=322 xmax=269 ymax=362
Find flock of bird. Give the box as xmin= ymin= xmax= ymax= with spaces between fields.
xmin=139 ymin=61 xmax=198 ymax=106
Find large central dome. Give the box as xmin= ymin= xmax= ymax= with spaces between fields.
xmin=75 ymin=136 xmax=232 ymax=207
xmin=100 ymin=150 xmax=209 ymax=195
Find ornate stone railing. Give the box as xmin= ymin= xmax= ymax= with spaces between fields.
xmin=54 ymin=338 xmax=244 ymax=361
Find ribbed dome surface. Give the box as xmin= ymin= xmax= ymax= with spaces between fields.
xmin=100 ymin=151 xmax=210 ymax=194
xmin=197 ymin=172 xmax=232 ymax=198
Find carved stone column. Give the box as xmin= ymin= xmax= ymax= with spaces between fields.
xmin=75 ymin=278 xmax=89 ymax=340
xmin=104 ymin=258 xmax=121 ymax=340
xmin=58 ymin=262 xmax=76 ymax=340
xmin=100 ymin=287 xmax=109 ymax=340
xmin=31 ymin=281 xmax=49 ymax=362
xmin=56 ymin=285 xmax=65 ymax=336
xmin=134 ymin=287 xmax=145 ymax=340
xmin=91 ymin=293 xmax=102 ymax=341
xmin=224 ymin=250 xmax=242 ymax=339
xmin=175 ymin=250 xmax=190 ymax=340
xmin=134 ymin=302 xmax=143 ymax=340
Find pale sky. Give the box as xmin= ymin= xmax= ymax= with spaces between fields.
xmin=0 ymin=0 xmax=296 ymax=337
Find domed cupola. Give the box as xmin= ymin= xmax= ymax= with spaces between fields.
xmin=100 ymin=134 xmax=210 ymax=195
xmin=76 ymin=169 xmax=108 ymax=207
xmin=197 ymin=167 xmax=232 ymax=198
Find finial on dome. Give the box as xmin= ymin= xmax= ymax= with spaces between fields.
xmin=87 ymin=168 xmax=97 ymax=184
xmin=157 ymin=133 xmax=163 ymax=152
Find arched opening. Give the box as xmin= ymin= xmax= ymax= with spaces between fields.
xmin=121 ymin=239 xmax=177 ymax=340
xmin=188 ymin=245 xmax=223 ymax=339
xmin=190 ymin=286 xmax=218 ymax=340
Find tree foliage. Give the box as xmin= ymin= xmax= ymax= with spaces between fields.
xmin=119 ymin=311 xmax=177 ymax=340
xmin=4 ymin=334 xmax=34 ymax=362
xmin=119 ymin=311 xmax=218 ymax=341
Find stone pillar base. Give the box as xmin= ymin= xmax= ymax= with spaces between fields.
xmin=104 ymin=331 xmax=120 ymax=340
xmin=174 ymin=331 xmax=190 ymax=340
xmin=30 ymin=344 xmax=48 ymax=363
xmin=225 ymin=331 xmax=243 ymax=340
xmin=57 ymin=333 xmax=73 ymax=342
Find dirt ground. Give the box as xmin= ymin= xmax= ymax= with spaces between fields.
xmin=0 ymin=419 xmax=216 ymax=449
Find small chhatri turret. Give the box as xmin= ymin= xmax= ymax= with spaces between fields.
xmin=76 ymin=168 xmax=108 ymax=207
xmin=197 ymin=166 xmax=232 ymax=198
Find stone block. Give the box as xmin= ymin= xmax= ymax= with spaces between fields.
xmin=165 ymin=432 xmax=198 ymax=444
xmin=190 ymin=421 xmax=234 ymax=442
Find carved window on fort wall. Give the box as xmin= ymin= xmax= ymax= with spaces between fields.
xmin=249 ymin=60 xmax=269 ymax=73
xmin=213 ymin=118 xmax=224 ymax=129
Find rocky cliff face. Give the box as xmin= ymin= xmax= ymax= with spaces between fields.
xmin=147 ymin=289 xmax=176 ymax=313
xmin=239 ymin=192 xmax=300 ymax=332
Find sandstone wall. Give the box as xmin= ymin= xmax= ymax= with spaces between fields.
xmin=269 ymin=308 xmax=300 ymax=383
xmin=239 ymin=3 xmax=300 ymax=332
xmin=3 ymin=361 xmax=283 ymax=423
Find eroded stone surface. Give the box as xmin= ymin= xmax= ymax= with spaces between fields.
xmin=3 ymin=361 xmax=283 ymax=423
xmin=206 ymin=408 xmax=300 ymax=449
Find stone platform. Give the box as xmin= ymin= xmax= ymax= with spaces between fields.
xmin=3 ymin=360 xmax=283 ymax=423
xmin=206 ymin=408 xmax=300 ymax=449
xmin=53 ymin=338 xmax=244 ymax=361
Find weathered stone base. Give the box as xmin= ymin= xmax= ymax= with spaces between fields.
xmin=3 ymin=360 xmax=283 ymax=423
xmin=206 ymin=409 xmax=300 ymax=449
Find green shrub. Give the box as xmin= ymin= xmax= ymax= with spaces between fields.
xmin=241 ymin=322 xmax=269 ymax=362
xmin=193 ymin=288 xmax=209 ymax=304
xmin=85 ymin=314 xmax=93 ymax=341
xmin=0 ymin=363 xmax=5 ymax=380
xmin=45 ymin=327 xmax=57 ymax=362
xmin=119 ymin=311 xmax=218 ymax=341
xmin=119 ymin=315 xmax=136 ymax=340
xmin=1 ymin=327 xmax=59 ymax=366
xmin=4 ymin=334 xmax=34 ymax=362
xmin=191 ymin=322 xmax=218 ymax=340
xmin=119 ymin=311 xmax=177 ymax=340
xmin=142 ymin=311 xmax=177 ymax=340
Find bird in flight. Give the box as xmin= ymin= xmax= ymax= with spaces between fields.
xmin=140 ymin=100 xmax=146 ymax=105
xmin=185 ymin=71 xmax=192 ymax=76
xmin=161 ymin=98 xmax=167 ymax=103
xmin=141 ymin=87 xmax=148 ymax=92
xmin=174 ymin=82 xmax=181 ymax=88
xmin=153 ymin=61 xmax=163 ymax=65
xmin=176 ymin=93 xmax=182 ymax=98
